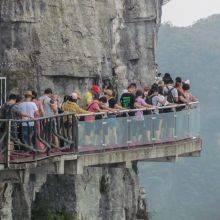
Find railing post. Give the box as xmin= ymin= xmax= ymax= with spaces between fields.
xmin=72 ymin=115 xmax=78 ymax=154
xmin=126 ymin=116 xmax=132 ymax=147
xmin=151 ymin=116 xmax=156 ymax=143
xmin=187 ymin=108 xmax=191 ymax=138
xmin=173 ymin=109 xmax=177 ymax=140
xmin=102 ymin=116 xmax=108 ymax=151
xmin=5 ymin=120 xmax=11 ymax=168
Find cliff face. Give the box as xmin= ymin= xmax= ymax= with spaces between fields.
xmin=0 ymin=166 xmax=148 ymax=220
xmin=0 ymin=0 xmax=163 ymax=94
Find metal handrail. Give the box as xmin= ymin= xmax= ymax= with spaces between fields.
xmin=1 ymin=112 xmax=77 ymax=123
xmin=0 ymin=101 xmax=200 ymax=166
xmin=0 ymin=101 xmax=199 ymax=122
xmin=76 ymin=101 xmax=199 ymax=117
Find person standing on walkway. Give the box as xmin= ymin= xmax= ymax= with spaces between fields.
xmin=39 ymin=88 xmax=59 ymax=148
xmin=39 ymin=88 xmax=57 ymax=117
xmin=0 ymin=94 xmax=17 ymax=119
xmin=62 ymin=92 xmax=88 ymax=114
xmin=18 ymin=91 xmax=38 ymax=147
xmin=32 ymin=91 xmax=44 ymax=118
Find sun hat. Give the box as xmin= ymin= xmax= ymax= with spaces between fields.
xmin=70 ymin=92 xmax=78 ymax=100
xmin=24 ymin=91 xmax=33 ymax=97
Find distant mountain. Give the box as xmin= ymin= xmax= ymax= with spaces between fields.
xmin=156 ymin=14 xmax=220 ymax=129
xmin=139 ymin=14 xmax=220 ymax=220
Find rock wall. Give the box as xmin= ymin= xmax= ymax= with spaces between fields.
xmin=0 ymin=0 xmax=164 ymax=94
xmin=0 ymin=166 xmax=148 ymax=220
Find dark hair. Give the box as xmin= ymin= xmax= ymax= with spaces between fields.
xmin=32 ymin=91 xmax=37 ymax=99
xmin=93 ymin=93 xmax=100 ymax=100
xmin=182 ymin=83 xmax=190 ymax=91
xmin=99 ymin=96 xmax=107 ymax=103
xmin=158 ymin=86 xmax=164 ymax=95
xmin=167 ymin=78 xmax=174 ymax=84
xmin=128 ymin=83 xmax=137 ymax=89
xmin=63 ymin=95 xmax=70 ymax=103
xmin=16 ymin=95 xmax=22 ymax=103
xmin=151 ymin=84 xmax=159 ymax=93
xmin=175 ymin=77 xmax=182 ymax=83
xmin=164 ymin=73 xmax=171 ymax=78
xmin=8 ymin=94 xmax=17 ymax=101
xmin=44 ymin=88 xmax=53 ymax=94
xmin=136 ymin=89 xmax=143 ymax=98
xmin=163 ymin=73 xmax=172 ymax=84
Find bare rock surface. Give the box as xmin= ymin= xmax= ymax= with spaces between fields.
xmin=0 ymin=0 xmax=163 ymax=94
xmin=0 ymin=166 xmax=148 ymax=220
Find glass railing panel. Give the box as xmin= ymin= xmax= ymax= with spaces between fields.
xmin=175 ymin=109 xmax=190 ymax=140
xmin=142 ymin=113 xmax=154 ymax=145
xmin=128 ymin=113 xmax=151 ymax=147
xmin=103 ymin=115 xmax=129 ymax=149
xmin=189 ymin=106 xmax=200 ymax=137
xmin=78 ymin=118 xmax=105 ymax=152
xmin=77 ymin=104 xmax=200 ymax=154
xmin=152 ymin=111 xmax=175 ymax=143
xmin=78 ymin=115 xmax=129 ymax=152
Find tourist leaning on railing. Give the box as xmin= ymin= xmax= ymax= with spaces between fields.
xmin=81 ymin=85 xmax=101 ymax=109
xmin=0 ymin=73 xmax=198 ymax=123
xmin=39 ymin=89 xmax=60 ymax=148
xmin=83 ymin=94 xmax=107 ymax=144
xmin=135 ymin=89 xmax=153 ymax=142
xmin=61 ymin=93 xmax=88 ymax=115
xmin=182 ymin=83 xmax=198 ymax=102
xmin=163 ymin=78 xmax=179 ymax=104
xmin=0 ymin=70 xmax=200 ymax=158
xmin=135 ymin=89 xmax=153 ymax=117
xmin=120 ymin=83 xmax=137 ymax=110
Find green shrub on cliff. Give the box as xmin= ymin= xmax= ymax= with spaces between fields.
xmin=32 ymin=202 xmax=76 ymax=220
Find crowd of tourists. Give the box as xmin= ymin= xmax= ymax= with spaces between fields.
xmin=0 ymin=73 xmax=198 ymax=148
xmin=0 ymin=73 xmax=197 ymax=120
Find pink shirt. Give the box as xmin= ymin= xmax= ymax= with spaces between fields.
xmin=135 ymin=97 xmax=146 ymax=120
xmin=85 ymin=101 xmax=100 ymax=122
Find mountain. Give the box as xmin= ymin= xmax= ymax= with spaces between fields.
xmin=139 ymin=14 xmax=220 ymax=220
xmin=156 ymin=14 xmax=220 ymax=127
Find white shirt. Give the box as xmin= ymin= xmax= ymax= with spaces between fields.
xmin=18 ymin=102 xmax=38 ymax=126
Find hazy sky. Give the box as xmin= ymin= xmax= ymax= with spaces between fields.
xmin=162 ymin=0 xmax=220 ymax=26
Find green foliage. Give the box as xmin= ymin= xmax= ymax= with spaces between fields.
xmin=32 ymin=202 xmax=76 ymax=220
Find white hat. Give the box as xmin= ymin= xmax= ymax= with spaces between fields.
xmin=185 ymin=79 xmax=190 ymax=85
xmin=70 ymin=92 xmax=78 ymax=99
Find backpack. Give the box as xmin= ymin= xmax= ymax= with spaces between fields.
xmin=0 ymin=103 xmax=15 ymax=119
xmin=166 ymin=88 xmax=176 ymax=103
xmin=145 ymin=95 xmax=154 ymax=105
